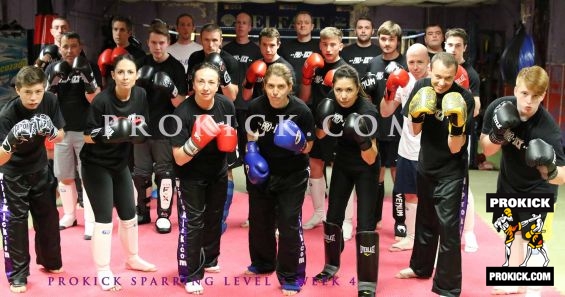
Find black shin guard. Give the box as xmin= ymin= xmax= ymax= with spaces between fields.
xmin=392 ymin=191 xmax=406 ymax=238
xmin=356 ymin=231 xmax=379 ymax=296
xmin=133 ymin=174 xmax=152 ymax=224
xmin=376 ymin=182 xmax=384 ymax=222
xmin=314 ymin=221 xmax=343 ymax=282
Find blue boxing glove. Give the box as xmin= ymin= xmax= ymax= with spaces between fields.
xmin=244 ymin=141 xmax=270 ymax=185
xmin=273 ymin=119 xmax=307 ymax=153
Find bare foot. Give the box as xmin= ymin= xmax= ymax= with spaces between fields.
xmin=490 ymin=286 xmax=526 ymax=295
xmin=282 ymin=289 xmax=298 ymax=296
xmin=244 ymin=269 xmax=257 ymax=275
xmin=43 ymin=267 xmax=64 ymax=273
xmin=10 ymin=284 xmax=27 ymax=293
xmin=395 ymin=267 xmax=418 ymax=279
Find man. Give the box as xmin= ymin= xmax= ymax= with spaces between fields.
xmin=134 ymin=21 xmax=188 ymax=234
xmin=222 ymin=11 xmax=261 ymax=229
xmin=444 ymin=27 xmax=481 ymax=252
xmin=380 ymin=43 xmax=429 ymax=251
xmin=395 ymin=52 xmax=475 ymax=297
xmin=0 ymin=66 xmax=65 ymax=293
xmin=424 ymin=24 xmax=444 ymax=59
xmin=168 ymin=13 xmax=203 ymax=72
xmin=363 ymin=20 xmax=407 ymax=238
xmin=242 ymin=27 xmax=295 ymax=101
xmin=45 ymin=32 xmax=101 ymax=240
xmin=34 ymin=17 xmax=70 ymax=69
xmin=279 ymin=11 xmax=319 ymax=95
xmin=480 ymin=65 xmax=565 ymax=296
xmin=110 ymin=16 xmax=146 ymax=61
xmin=341 ymin=17 xmax=381 ymax=75
xmin=299 ymin=27 xmax=348 ymax=231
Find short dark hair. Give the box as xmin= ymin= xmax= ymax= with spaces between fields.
xmin=111 ymin=16 xmax=133 ymax=32
xmin=60 ymin=31 xmax=81 ymax=44
xmin=445 ymin=28 xmax=468 ymax=45
xmin=15 ymin=66 xmax=46 ymax=89
xmin=176 ymin=13 xmax=194 ymax=27
xmin=148 ymin=22 xmax=170 ymax=41
xmin=431 ymin=52 xmax=458 ymax=71
xmin=356 ymin=17 xmax=373 ymax=29
xmin=200 ymin=23 xmax=222 ymax=35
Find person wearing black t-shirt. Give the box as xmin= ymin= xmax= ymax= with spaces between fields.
xmin=187 ymin=23 xmax=242 ymax=234
xmin=133 ymin=22 xmax=188 ymax=234
xmin=279 ymin=11 xmax=319 ymax=95
xmin=341 ymin=17 xmax=382 ymax=75
xmin=170 ymin=63 xmax=237 ymax=295
xmin=444 ymin=27 xmax=481 ymax=253
xmin=45 ymin=32 xmax=102 ymax=240
xmin=480 ymin=66 xmax=565 ymax=296
xmin=244 ymin=63 xmax=314 ymax=295
xmin=313 ymin=64 xmax=380 ymax=297
xmin=299 ymin=27 xmax=348 ymax=232
xmin=395 ymin=53 xmax=474 ymax=297
xmin=363 ymin=20 xmax=407 ymax=236
xmin=424 ymin=24 xmax=444 ymax=60
xmin=0 ymin=66 xmax=65 ymax=293
xmin=81 ymin=55 xmax=156 ymax=291
xmin=222 ymin=11 xmax=262 ymax=230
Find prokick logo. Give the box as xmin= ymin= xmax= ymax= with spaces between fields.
xmin=485 ymin=193 xmax=554 ymax=286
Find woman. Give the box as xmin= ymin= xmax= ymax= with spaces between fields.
xmin=244 ymin=63 xmax=315 ymax=296
xmin=170 ymin=62 xmax=237 ymax=295
xmin=313 ymin=64 xmax=380 ymax=297
xmin=80 ymin=54 xmax=156 ymax=291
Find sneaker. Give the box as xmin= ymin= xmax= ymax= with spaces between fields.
xmin=464 ymin=231 xmax=478 ymax=253
xmin=342 ymin=220 xmax=353 ymax=241
xmin=394 ymin=223 xmax=407 ymax=241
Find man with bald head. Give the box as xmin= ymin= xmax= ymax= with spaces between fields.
xmin=380 ymin=43 xmax=429 ymax=251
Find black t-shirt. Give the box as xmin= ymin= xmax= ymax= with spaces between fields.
xmin=247 ymin=95 xmax=314 ymax=175
xmin=250 ymin=56 xmax=296 ymax=99
xmin=402 ymin=78 xmax=475 ymax=180
xmin=482 ymin=96 xmax=565 ymax=196
xmin=366 ymin=54 xmax=407 ymax=142
xmin=136 ymin=54 xmax=188 ymax=139
xmin=186 ymin=50 xmax=241 ymax=93
xmin=45 ymin=59 xmax=102 ymax=132
xmin=170 ymin=94 xmax=236 ymax=179
xmin=80 ymin=86 xmax=149 ymax=171
xmin=341 ymin=43 xmax=381 ymax=76
xmin=0 ymin=92 xmax=65 ymax=175
xmin=461 ymin=60 xmax=480 ymax=97
xmin=223 ymin=41 xmax=262 ymax=110
xmin=330 ymin=97 xmax=379 ymax=172
xmin=279 ymin=39 xmax=319 ymax=95
xmin=310 ymin=58 xmax=349 ymax=110
xmin=125 ymin=44 xmax=146 ymax=61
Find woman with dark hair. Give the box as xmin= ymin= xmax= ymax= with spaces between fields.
xmin=313 ymin=64 xmax=380 ymax=297
xmin=80 ymin=54 xmax=156 ymax=291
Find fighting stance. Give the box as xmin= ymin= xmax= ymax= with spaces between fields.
xmin=0 ymin=66 xmax=65 ymax=293
xmin=134 ymin=21 xmax=187 ymax=233
xmin=244 ymin=63 xmax=314 ymax=295
xmin=396 ymin=52 xmax=475 ymax=297
xmin=170 ymin=63 xmax=237 ymax=294
xmin=480 ymin=66 xmax=565 ymax=295
xmin=521 ymin=214 xmax=549 ymax=267
xmin=81 ymin=54 xmax=156 ymax=291
xmin=314 ymin=64 xmax=380 ymax=297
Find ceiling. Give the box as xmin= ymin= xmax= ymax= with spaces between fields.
xmin=120 ymin=0 xmax=498 ymax=7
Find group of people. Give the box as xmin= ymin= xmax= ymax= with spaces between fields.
xmin=0 ymin=9 xmax=563 ymax=297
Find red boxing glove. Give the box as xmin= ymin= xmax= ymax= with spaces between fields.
xmin=385 ymin=68 xmax=409 ymax=101
xmin=244 ymin=60 xmax=267 ymax=89
xmin=454 ymin=65 xmax=469 ymax=90
xmin=217 ymin=124 xmax=238 ymax=152
xmin=182 ymin=114 xmax=221 ymax=156
xmin=302 ymin=53 xmax=324 ymax=85
xmin=97 ymin=49 xmax=113 ymax=77
xmin=323 ymin=69 xmax=335 ymax=87
xmin=112 ymin=47 xmax=129 ymax=63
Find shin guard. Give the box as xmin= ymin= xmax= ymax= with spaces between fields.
xmin=356 ymin=231 xmax=379 ymax=296
xmin=314 ymin=221 xmax=343 ymax=282
xmin=221 ymin=180 xmax=235 ymax=234
xmin=392 ymin=191 xmax=406 ymax=238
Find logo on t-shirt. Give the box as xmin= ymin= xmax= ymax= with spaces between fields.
xmin=291 ymin=51 xmax=313 ymax=59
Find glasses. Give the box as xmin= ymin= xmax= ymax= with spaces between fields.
xmin=195 ymin=80 xmax=219 ymax=88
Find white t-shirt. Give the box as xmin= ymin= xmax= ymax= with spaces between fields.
xmin=168 ymin=42 xmax=203 ymax=72
xmin=396 ymin=73 xmax=421 ymax=161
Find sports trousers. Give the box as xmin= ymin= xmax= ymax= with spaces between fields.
xmin=326 ymin=162 xmax=380 ymax=232
xmin=0 ymin=167 xmax=61 ymax=284
xmin=81 ymin=163 xmax=136 ymax=223
xmin=177 ymin=173 xmax=227 ymax=282
xmin=410 ymin=171 xmax=463 ymax=297
xmin=247 ymin=169 xmax=308 ymax=288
